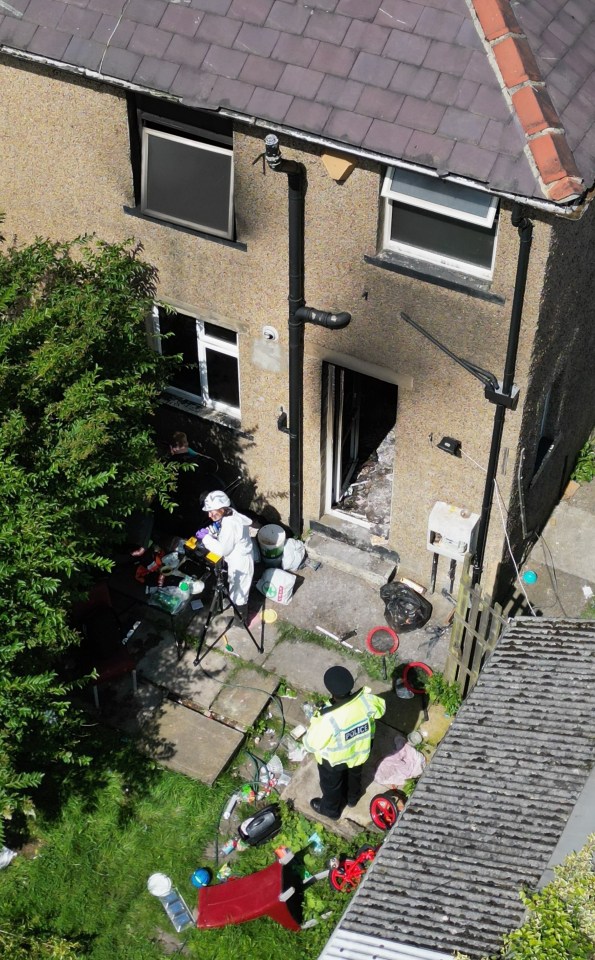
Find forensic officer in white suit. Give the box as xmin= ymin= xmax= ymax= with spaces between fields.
xmin=196 ymin=490 xmax=254 ymax=624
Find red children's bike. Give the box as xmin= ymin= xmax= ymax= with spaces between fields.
xmin=328 ymin=844 xmax=378 ymax=893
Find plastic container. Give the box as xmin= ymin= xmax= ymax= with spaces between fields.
xmin=147 ymin=873 xmax=172 ymax=897
xmin=257 ymin=524 xmax=286 ymax=567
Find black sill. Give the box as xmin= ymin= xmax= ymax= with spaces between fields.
xmin=159 ymin=394 xmax=254 ymax=441
xmin=123 ymin=207 xmax=248 ymax=251
xmin=364 ymin=252 xmax=505 ymax=305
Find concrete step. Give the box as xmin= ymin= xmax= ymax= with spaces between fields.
xmin=305 ymin=530 xmax=399 ymax=587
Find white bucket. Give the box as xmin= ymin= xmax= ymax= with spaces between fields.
xmin=257 ymin=524 xmax=286 ymax=567
xmin=147 ymin=873 xmax=172 ymax=897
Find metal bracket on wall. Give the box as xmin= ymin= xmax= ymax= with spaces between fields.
xmin=277 ymin=407 xmax=290 ymax=434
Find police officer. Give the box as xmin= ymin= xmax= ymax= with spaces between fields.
xmin=303 ymin=666 xmax=386 ymax=820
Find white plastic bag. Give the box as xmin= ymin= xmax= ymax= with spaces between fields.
xmin=256 ymin=568 xmax=296 ymax=605
xmin=282 ymin=538 xmax=306 ymax=571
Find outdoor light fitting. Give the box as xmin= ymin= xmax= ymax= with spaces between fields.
xmin=437 ymin=436 xmax=462 ymax=457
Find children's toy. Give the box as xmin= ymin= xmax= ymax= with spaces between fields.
xmin=369 ymin=789 xmax=407 ymax=831
xmin=238 ymin=804 xmax=282 ymax=846
xmin=196 ymin=854 xmax=302 ymax=931
xmin=147 ymin=873 xmax=193 ymax=932
xmin=190 ymin=868 xmax=212 ymax=888
xmin=327 ymin=844 xmax=378 ymax=894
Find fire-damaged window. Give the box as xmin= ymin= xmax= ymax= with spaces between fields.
xmin=381 ymin=167 xmax=499 ymax=279
xmin=128 ymin=95 xmax=234 ymax=240
xmin=153 ymin=306 xmax=240 ymax=420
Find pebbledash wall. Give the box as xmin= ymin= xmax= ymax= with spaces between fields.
xmin=2 ymin=55 xmax=591 ymax=590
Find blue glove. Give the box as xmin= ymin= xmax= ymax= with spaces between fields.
xmin=195 ymin=527 xmax=210 ymax=540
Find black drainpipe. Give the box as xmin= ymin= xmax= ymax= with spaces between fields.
xmin=264 ymin=134 xmax=351 ymax=536
xmin=472 ymin=204 xmax=533 ymax=585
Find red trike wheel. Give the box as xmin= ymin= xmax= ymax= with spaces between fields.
xmin=328 ymin=859 xmax=360 ymax=894
xmin=369 ymin=790 xmax=407 ymax=831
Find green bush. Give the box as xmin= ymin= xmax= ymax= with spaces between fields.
xmin=571 ymin=439 xmax=595 ymax=484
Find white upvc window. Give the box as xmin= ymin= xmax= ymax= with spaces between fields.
xmin=153 ymin=306 xmax=240 ymax=419
xmin=381 ymin=166 xmax=499 ymax=279
xmin=141 ymin=118 xmax=234 ymax=239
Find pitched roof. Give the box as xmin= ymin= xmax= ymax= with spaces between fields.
xmin=1 ymin=0 xmax=594 ymax=205
xmin=320 ymin=617 xmax=595 ymax=960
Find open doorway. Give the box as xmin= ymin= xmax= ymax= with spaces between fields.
xmin=323 ymin=363 xmax=398 ymax=539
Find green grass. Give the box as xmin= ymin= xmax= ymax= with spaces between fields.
xmin=274 ymin=620 xmax=398 ymax=684
xmin=0 ymin=727 xmax=370 ymax=960
xmin=581 ymin=596 xmax=595 ymax=620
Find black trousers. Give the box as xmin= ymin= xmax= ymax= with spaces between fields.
xmin=317 ymin=758 xmax=364 ymax=818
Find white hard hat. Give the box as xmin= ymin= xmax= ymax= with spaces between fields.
xmin=203 ymin=490 xmax=231 ymax=511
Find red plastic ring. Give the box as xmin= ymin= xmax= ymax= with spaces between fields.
xmin=365 ymin=626 xmax=399 ymax=656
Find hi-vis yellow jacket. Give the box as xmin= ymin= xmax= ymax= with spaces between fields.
xmin=302 ymin=688 xmax=386 ymax=768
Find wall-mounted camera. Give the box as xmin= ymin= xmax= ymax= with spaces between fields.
xmin=262 ymin=325 xmax=279 ymax=342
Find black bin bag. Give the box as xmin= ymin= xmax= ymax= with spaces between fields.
xmin=379 ymin=582 xmax=432 ymax=632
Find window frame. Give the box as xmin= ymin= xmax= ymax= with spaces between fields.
xmin=139 ymin=110 xmax=234 ymax=240
xmin=381 ymin=166 xmax=499 ymax=280
xmin=153 ymin=306 xmax=241 ymax=420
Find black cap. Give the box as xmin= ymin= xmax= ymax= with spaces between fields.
xmin=324 ymin=666 xmax=354 ymax=698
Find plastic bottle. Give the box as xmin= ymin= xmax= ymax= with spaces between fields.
xmin=222 ymin=793 xmax=239 ymax=820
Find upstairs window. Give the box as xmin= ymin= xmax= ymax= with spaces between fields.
xmin=381 ymin=167 xmax=499 ymax=279
xmin=130 ymin=96 xmax=234 ymax=239
xmin=155 ymin=307 xmax=240 ymax=419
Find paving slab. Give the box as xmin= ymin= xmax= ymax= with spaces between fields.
xmin=210 ymin=667 xmax=279 ymax=730
xmin=279 ymin=754 xmax=363 ymax=840
xmin=306 ymin=532 xmax=398 ymax=586
xmin=262 ymin=638 xmax=369 ymax=697
xmin=138 ymin=634 xmax=231 ymax=710
xmin=138 ymin=699 xmax=244 ymax=785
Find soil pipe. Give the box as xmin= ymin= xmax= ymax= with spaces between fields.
xmin=472 ymin=205 xmax=533 ymax=586
xmin=264 ymin=134 xmax=351 ymax=535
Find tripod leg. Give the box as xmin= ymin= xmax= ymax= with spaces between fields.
xmin=193 ymin=585 xmax=223 ymax=666
xmin=227 ymin=594 xmax=263 ymax=654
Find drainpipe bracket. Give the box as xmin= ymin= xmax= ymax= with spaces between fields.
xmin=277 ymin=409 xmax=291 ymax=434
xmin=484 ymin=382 xmax=520 ymax=410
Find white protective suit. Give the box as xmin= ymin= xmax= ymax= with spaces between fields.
xmin=202 ymin=510 xmax=254 ymax=606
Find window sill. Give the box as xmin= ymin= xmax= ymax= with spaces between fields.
xmin=364 ymin=251 xmax=505 ymax=305
xmin=123 ymin=207 xmax=248 ymax=251
xmin=160 ymin=394 xmax=253 ymax=440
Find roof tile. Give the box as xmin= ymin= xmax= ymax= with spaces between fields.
xmin=246 ymin=85 xmax=293 ymax=120
xmin=87 ymin=0 xmax=130 ymax=17
xmin=158 ymin=6 xmax=202 ymax=37
xmin=169 ymin=64 xmax=217 ymax=100
xmin=336 ymin=0 xmax=382 ymax=21
xmin=489 ymin=150 xmax=540 ymax=195
xmin=22 ymin=0 xmax=67 ymax=29
xmin=470 ymin=83 xmax=512 ymax=121
xmin=123 ymin=0 xmax=166 ymax=29
xmin=210 ymin=74 xmax=255 ymax=108
xmin=512 ymin=85 xmax=561 ymax=136
xmin=29 ymin=24 xmax=70 ymax=57
xmin=547 ymin=174 xmax=584 ymax=201
xmin=342 ymin=18 xmax=389 ymax=54
xmin=354 ymin=85 xmax=403 ymax=122
xmin=315 ymin=73 xmax=364 ymax=110
xmin=63 ymin=34 xmax=104 ymax=69
xmin=239 ymin=52 xmax=284 ymax=88
xmin=305 ymin=11 xmax=350 ymax=44
xmin=529 ymin=130 xmax=581 ymax=183
xmin=455 ymin=16 xmax=483 ymax=50
xmin=57 ymin=5 xmax=101 ymax=37
xmin=98 ymin=45 xmax=141 ymax=80
xmin=164 ymin=34 xmax=208 ymax=69
xmin=202 ymin=42 xmax=247 ymax=77
xmin=134 ymin=54 xmax=179 ymax=88
xmin=187 ymin=0 xmax=232 ymax=13
xmin=448 ymin=140 xmax=495 ymax=181
xmin=480 ymin=117 xmax=519 ymax=154
xmin=404 ymin=128 xmax=454 ymax=168
xmin=128 ymin=23 xmax=173 ymax=59
xmin=324 ymin=107 xmax=373 ymax=144
xmin=398 ymin=94 xmax=444 ymax=133
xmin=389 ymin=62 xmax=438 ymax=98
xmin=438 ymin=104 xmax=488 ymax=143
xmin=374 ymin=0 xmax=423 ymax=32
xmin=383 ymin=28 xmax=430 ymax=66
xmin=267 ymin=0 xmax=310 ymax=34
xmin=364 ymin=117 xmax=412 ymax=154
xmin=463 ymin=46 xmax=498 ymax=83
xmin=310 ymin=40 xmax=355 ymax=76
xmin=473 ymin=0 xmax=523 ymax=42
xmin=350 ymin=49 xmax=397 ymax=87
xmin=227 ymin=0 xmax=273 ymax=25
xmin=234 ymin=21 xmax=278 ymax=55
xmin=92 ymin=15 xmax=134 ymax=46
xmin=493 ymin=36 xmax=542 ymax=88
xmin=0 ymin=16 xmax=37 ymax=46
xmin=277 ymin=62 xmax=325 ymax=98
xmin=415 ymin=6 xmax=464 ymax=43
xmin=271 ymin=31 xmax=318 ymax=67
xmin=433 ymin=74 xmax=478 ymax=108
xmin=424 ymin=39 xmax=472 ymax=76
xmin=284 ymin=96 xmax=332 ymax=131
xmin=197 ymin=12 xmax=242 ymax=46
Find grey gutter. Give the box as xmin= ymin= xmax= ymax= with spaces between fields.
xmin=1 ymin=43 xmax=590 ymax=219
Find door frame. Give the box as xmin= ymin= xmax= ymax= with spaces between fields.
xmin=324 ymin=362 xmax=372 ymax=528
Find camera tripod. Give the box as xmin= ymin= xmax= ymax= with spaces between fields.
xmin=193 ymin=559 xmax=262 ymax=665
